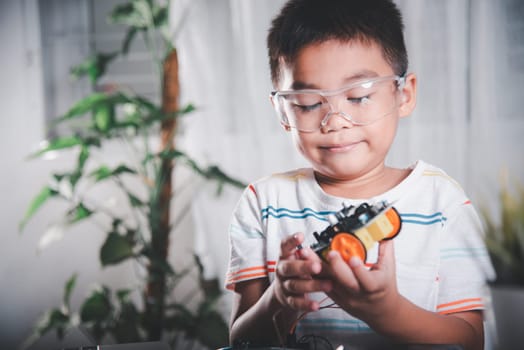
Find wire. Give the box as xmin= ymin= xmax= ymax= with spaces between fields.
xmin=297 ymin=334 xmax=335 ymax=350
xmin=272 ymin=308 xmax=287 ymax=347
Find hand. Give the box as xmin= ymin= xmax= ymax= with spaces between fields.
xmin=323 ymin=239 xmax=401 ymax=323
xmin=273 ymin=233 xmax=333 ymax=312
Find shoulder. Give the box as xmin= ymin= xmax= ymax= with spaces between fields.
xmin=246 ymin=168 xmax=314 ymax=197
xmin=412 ymin=161 xmax=465 ymax=194
xmin=417 ymin=161 xmax=461 ymax=186
xmin=408 ymin=160 xmax=471 ymax=212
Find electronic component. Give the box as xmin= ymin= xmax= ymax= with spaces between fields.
xmin=310 ymin=201 xmax=401 ymax=262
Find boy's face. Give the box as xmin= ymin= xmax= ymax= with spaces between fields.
xmin=275 ymin=39 xmax=416 ymax=183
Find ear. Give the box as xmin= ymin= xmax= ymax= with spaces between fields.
xmin=398 ymin=73 xmax=417 ymax=118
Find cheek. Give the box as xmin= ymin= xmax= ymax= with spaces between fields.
xmin=372 ymin=120 xmax=399 ymax=148
xmin=292 ymin=132 xmax=316 ymax=158
xmin=292 ymin=132 xmax=307 ymax=155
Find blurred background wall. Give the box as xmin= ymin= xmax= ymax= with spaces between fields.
xmin=1 ymin=0 xmax=523 ymax=349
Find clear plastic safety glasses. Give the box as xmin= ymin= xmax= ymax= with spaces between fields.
xmin=271 ymin=75 xmax=405 ymax=132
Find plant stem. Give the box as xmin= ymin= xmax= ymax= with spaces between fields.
xmin=144 ymin=48 xmax=179 ymax=341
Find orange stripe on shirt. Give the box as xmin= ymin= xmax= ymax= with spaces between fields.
xmin=227 ymin=265 xmax=267 ymax=278
xmin=438 ymin=304 xmax=484 ymax=315
xmin=227 ymin=271 xmax=268 ymax=283
xmin=437 ymin=298 xmax=484 ymax=314
xmin=226 ymin=271 xmax=269 ymax=290
xmin=248 ymin=184 xmax=257 ymax=196
xmin=437 ymin=298 xmax=482 ymax=310
xmin=227 ymin=262 xmax=277 ymax=279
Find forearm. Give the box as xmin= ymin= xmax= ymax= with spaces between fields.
xmin=369 ymin=295 xmax=483 ymax=350
xmin=230 ymin=283 xmax=298 ymax=346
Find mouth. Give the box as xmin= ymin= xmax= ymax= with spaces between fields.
xmin=320 ymin=141 xmax=362 ymax=153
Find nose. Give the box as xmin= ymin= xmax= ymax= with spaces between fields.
xmin=320 ymin=111 xmax=355 ymax=132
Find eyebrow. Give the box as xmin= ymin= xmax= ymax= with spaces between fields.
xmin=290 ymin=70 xmax=380 ymax=90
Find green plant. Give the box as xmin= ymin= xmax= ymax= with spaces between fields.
xmin=482 ymin=180 xmax=524 ymax=286
xmin=19 ymin=0 xmax=243 ymax=348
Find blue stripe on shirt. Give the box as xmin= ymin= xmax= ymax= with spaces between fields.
xmin=230 ymin=224 xmax=264 ymax=239
xmin=400 ymin=212 xmax=447 ymax=226
xmin=261 ymin=206 xmax=332 ymax=221
xmin=261 ymin=206 xmax=446 ymax=227
xmin=440 ymin=247 xmax=490 ymax=260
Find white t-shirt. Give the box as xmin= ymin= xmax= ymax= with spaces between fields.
xmin=226 ymin=160 xmax=495 ymax=348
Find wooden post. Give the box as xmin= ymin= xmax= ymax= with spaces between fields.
xmin=145 ymin=48 xmax=179 ymax=340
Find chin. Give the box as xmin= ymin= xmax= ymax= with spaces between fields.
xmin=317 ymin=165 xmax=364 ymax=181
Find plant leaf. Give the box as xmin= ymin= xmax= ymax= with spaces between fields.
xmin=152 ymin=5 xmax=168 ymax=28
xmin=77 ymin=145 xmax=90 ymax=172
xmin=100 ymin=232 xmax=135 ymax=266
xmin=67 ymin=203 xmax=93 ymax=224
xmin=116 ymin=289 xmax=132 ymax=302
xmin=38 ymin=309 xmax=71 ymax=340
xmin=127 ymin=192 xmax=145 ymax=207
xmin=58 ymin=93 xmax=109 ymax=122
xmin=80 ymin=287 xmax=112 ymax=323
xmin=121 ymin=27 xmax=138 ymax=55
xmin=19 ymin=186 xmax=59 ymax=231
xmin=20 ymin=307 xmax=71 ymax=350
xmin=93 ymin=103 xmax=115 ymax=133
xmin=194 ymin=311 xmax=229 ymax=349
xmin=29 ymin=136 xmax=84 ymax=158
xmin=483 ymin=179 xmax=524 ymax=286
xmin=70 ymin=52 xmax=119 ymax=84
xmin=90 ymin=165 xmax=136 ymax=182
xmin=112 ymin=300 xmax=141 ymax=342
xmin=37 ymin=223 xmax=66 ymax=252
xmin=109 ymin=1 xmax=151 ymax=29
xmin=63 ymin=274 xmax=77 ymax=308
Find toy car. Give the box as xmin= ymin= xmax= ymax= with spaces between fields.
xmin=310 ymin=201 xmax=402 ymax=262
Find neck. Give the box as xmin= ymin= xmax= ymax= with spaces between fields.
xmin=315 ymin=165 xmax=409 ymax=199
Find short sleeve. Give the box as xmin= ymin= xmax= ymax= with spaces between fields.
xmin=225 ymin=184 xmax=268 ymax=291
xmin=437 ymin=200 xmax=496 ymax=314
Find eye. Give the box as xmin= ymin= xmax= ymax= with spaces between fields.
xmin=287 ymin=93 xmax=324 ymax=112
xmin=347 ymin=96 xmax=371 ymax=104
xmin=293 ymin=102 xmax=322 ymax=112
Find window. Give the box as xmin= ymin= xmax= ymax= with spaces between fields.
xmin=39 ymin=0 xmax=159 ymax=136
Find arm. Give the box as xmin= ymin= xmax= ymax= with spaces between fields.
xmin=229 ymin=233 xmax=332 ymax=346
xmin=324 ymin=240 xmax=483 ymax=350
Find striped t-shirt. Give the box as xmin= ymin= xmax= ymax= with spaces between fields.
xmin=226 ymin=160 xmax=495 ymax=348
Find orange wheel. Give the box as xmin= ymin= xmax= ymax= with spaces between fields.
xmin=330 ymin=233 xmax=366 ymax=262
xmin=383 ymin=207 xmax=402 ymax=239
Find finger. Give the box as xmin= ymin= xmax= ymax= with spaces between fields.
xmin=285 ymin=294 xmax=321 ymax=312
xmin=280 ymin=233 xmax=304 ymax=259
xmin=375 ymin=239 xmax=395 ymax=271
xmin=326 ymin=250 xmax=360 ymax=292
xmin=283 ymin=278 xmax=333 ymax=295
xmin=350 ymin=240 xmax=395 ymax=291
xmin=295 ymin=246 xmax=323 ymax=264
xmin=277 ymin=259 xmax=321 ymax=279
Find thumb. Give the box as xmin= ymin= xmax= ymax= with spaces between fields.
xmin=374 ymin=239 xmax=395 ymax=271
xmin=350 ymin=240 xmax=396 ymax=291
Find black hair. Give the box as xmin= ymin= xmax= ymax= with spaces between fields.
xmin=267 ymin=0 xmax=408 ymax=85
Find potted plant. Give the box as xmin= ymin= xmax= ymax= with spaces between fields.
xmin=18 ymin=1 xmax=243 ymax=349
xmin=481 ymin=177 xmax=524 ymax=349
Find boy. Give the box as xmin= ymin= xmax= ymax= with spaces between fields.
xmin=225 ymin=0 xmax=494 ymax=349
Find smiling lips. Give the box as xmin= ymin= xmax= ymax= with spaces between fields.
xmin=320 ymin=141 xmax=363 ymax=153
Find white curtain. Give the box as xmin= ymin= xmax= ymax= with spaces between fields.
xmin=169 ymin=0 xmax=524 ymax=313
